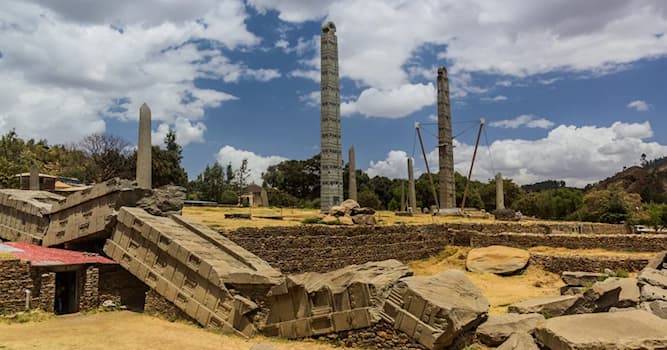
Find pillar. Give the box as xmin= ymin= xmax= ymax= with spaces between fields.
xmin=496 ymin=172 xmax=505 ymax=210
xmin=29 ymin=164 xmax=39 ymax=190
xmin=408 ymin=158 xmax=417 ymax=213
xmin=348 ymin=146 xmax=357 ymax=201
xmin=137 ymin=103 xmax=152 ymax=189
xmin=437 ymin=67 xmax=456 ymax=208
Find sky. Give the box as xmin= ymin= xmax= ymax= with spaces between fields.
xmin=1 ymin=0 xmax=666 ymax=188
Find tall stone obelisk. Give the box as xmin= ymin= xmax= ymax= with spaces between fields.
xmin=137 ymin=103 xmax=152 ymax=189
xmin=320 ymin=22 xmax=343 ymax=210
xmin=29 ymin=165 xmax=40 ymax=190
xmin=348 ymin=146 xmax=357 ymax=201
xmin=496 ymin=172 xmax=505 ymax=210
xmin=437 ymin=67 xmax=456 ymax=209
xmin=407 ymin=158 xmax=417 ymax=213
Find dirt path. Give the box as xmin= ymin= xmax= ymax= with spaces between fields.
xmin=0 ymin=311 xmax=347 ymax=350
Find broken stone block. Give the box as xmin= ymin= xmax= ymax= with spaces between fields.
xmin=382 ymin=270 xmax=490 ymax=349
xmin=560 ymin=286 xmax=585 ymax=296
xmin=263 ymin=260 xmax=412 ymax=339
xmin=534 ymin=310 xmax=667 ymax=350
xmin=497 ymin=332 xmax=539 ymax=350
xmin=351 ymin=207 xmax=375 ymax=215
xmin=136 ymin=185 xmax=185 ymax=216
xmin=352 ymin=214 xmax=376 ymax=225
xmin=321 ymin=215 xmax=339 ymax=224
xmin=340 ymin=199 xmax=360 ymax=212
xmin=569 ymin=277 xmax=639 ymax=314
xmin=640 ymin=284 xmax=667 ymax=302
xmin=646 ymin=251 xmax=667 ymax=270
xmin=0 ymin=189 xmax=64 ymax=244
xmin=639 ymin=267 xmax=667 ymax=289
xmin=329 ymin=205 xmax=346 ymax=217
xmin=508 ymin=295 xmax=579 ymax=317
xmin=466 ymin=245 xmax=530 ymax=275
xmin=476 ymin=313 xmax=545 ymax=346
xmin=643 ymin=300 xmax=667 ymax=319
xmin=338 ymin=215 xmax=354 ymax=225
xmin=561 ymin=271 xmax=605 ymax=286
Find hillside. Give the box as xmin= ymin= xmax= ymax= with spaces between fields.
xmin=595 ymin=164 xmax=667 ymax=203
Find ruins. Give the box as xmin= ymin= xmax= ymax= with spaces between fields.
xmin=137 ymin=103 xmax=152 ymax=190
xmin=348 ymin=146 xmax=357 ymax=201
xmin=496 ymin=173 xmax=505 ymax=210
xmin=437 ymin=67 xmax=456 ymax=209
xmin=320 ymin=21 xmax=343 ymax=211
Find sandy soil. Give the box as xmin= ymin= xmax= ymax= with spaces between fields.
xmin=0 ymin=311 xmax=345 ymax=350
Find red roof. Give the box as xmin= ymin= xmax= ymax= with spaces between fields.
xmin=1 ymin=242 xmax=116 ymax=266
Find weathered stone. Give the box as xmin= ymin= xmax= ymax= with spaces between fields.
xmin=466 ymin=245 xmax=530 ymax=275
xmin=646 ymin=251 xmax=667 ymax=270
xmin=341 ymin=199 xmax=360 ymax=211
xmin=351 ymin=207 xmax=376 ymax=215
xmin=534 ymin=310 xmax=667 ymax=350
xmin=319 ymin=21 xmax=343 ymax=211
xmin=348 ymin=146 xmax=357 ymax=202
xmin=643 ymin=300 xmax=667 ymax=319
xmin=352 ymin=214 xmax=376 ymax=225
xmin=0 ymin=189 xmax=64 ymax=244
xmin=639 ymin=267 xmax=667 ymax=289
xmin=263 ymin=260 xmax=412 ymax=339
xmin=495 ymin=172 xmax=505 ymax=210
xmin=321 ymin=215 xmax=339 ymax=224
xmin=569 ymin=277 xmax=638 ymax=313
xmin=29 ymin=164 xmax=40 ymax=190
xmin=382 ymin=270 xmax=490 ymax=349
xmin=508 ymin=295 xmax=579 ymax=317
xmin=560 ymin=286 xmax=585 ymax=296
xmin=329 ymin=206 xmax=346 ymax=216
xmin=137 ymin=103 xmax=152 ymax=189
xmin=437 ymin=66 xmax=455 ymax=209
xmin=476 ymin=313 xmax=545 ymax=346
xmin=497 ymin=332 xmax=539 ymax=350
xmin=640 ymin=284 xmax=667 ymax=302
xmin=136 ymin=185 xmax=185 ymax=217
xmin=339 ymin=215 xmax=354 ymax=225
xmin=561 ymin=271 xmax=605 ymax=287
xmin=407 ymin=158 xmax=417 ymax=213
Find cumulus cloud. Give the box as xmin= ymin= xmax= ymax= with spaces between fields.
xmin=627 ymin=100 xmax=651 ymax=112
xmin=299 ymin=91 xmax=320 ymax=107
xmin=216 ymin=145 xmax=288 ymax=184
xmin=0 ymin=0 xmax=275 ymax=144
xmin=368 ymin=121 xmax=667 ymax=188
xmin=367 ymin=150 xmax=410 ymax=179
xmin=341 ymin=83 xmax=436 ymax=118
xmin=152 ymin=118 xmax=207 ymax=147
xmin=482 ymin=95 xmax=508 ymax=102
xmin=490 ymin=115 xmax=555 ymax=129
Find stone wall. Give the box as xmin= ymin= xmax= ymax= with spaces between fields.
xmin=0 ymin=259 xmax=32 ymax=314
xmin=79 ymin=266 xmax=99 ymax=311
xmin=30 ymin=269 xmax=55 ymax=312
xmin=530 ymin=254 xmax=649 ymax=273
xmin=226 ymin=225 xmax=663 ymax=274
xmin=144 ymin=289 xmax=193 ymax=323
xmin=98 ymin=265 xmax=148 ymax=310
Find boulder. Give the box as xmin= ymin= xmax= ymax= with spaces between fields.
xmin=383 ymin=270 xmax=490 ymax=349
xmin=639 ymin=268 xmax=667 ymax=289
xmin=561 ymin=271 xmax=605 ymax=287
xmin=508 ymin=295 xmax=579 ymax=317
xmin=640 ymin=284 xmax=667 ymax=302
xmin=569 ymin=277 xmax=639 ymax=314
xmin=341 ymin=199 xmax=360 ymax=211
xmin=534 ymin=310 xmax=667 ymax=350
xmin=646 ymin=251 xmax=667 ymax=270
xmin=329 ymin=205 xmax=346 ymax=216
xmin=352 ymin=214 xmax=376 ymax=225
xmin=466 ymin=246 xmax=530 ymax=275
xmin=338 ymin=215 xmax=354 ymax=226
xmin=136 ymin=185 xmax=185 ymax=216
xmin=643 ymin=300 xmax=667 ymax=319
xmin=351 ymin=207 xmax=376 ymax=215
xmin=560 ymin=286 xmax=585 ymax=296
xmin=497 ymin=332 xmax=539 ymax=350
xmin=476 ymin=313 xmax=545 ymax=346
xmin=321 ymin=215 xmax=339 ymax=224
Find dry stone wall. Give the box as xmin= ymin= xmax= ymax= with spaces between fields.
xmin=227 ymin=225 xmax=660 ymax=274
xmin=0 ymin=259 xmax=32 ymax=313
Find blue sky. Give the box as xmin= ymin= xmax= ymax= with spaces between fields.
xmin=1 ymin=1 xmax=666 ymax=187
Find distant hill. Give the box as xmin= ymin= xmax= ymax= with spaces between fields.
xmin=594 ymin=160 xmax=667 ymax=203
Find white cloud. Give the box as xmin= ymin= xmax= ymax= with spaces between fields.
xmin=216 ymin=145 xmax=288 ymax=184
xmin=342 ymin=83 xmax=436 ymax=118
xmin=152 ymin=117 xmax=207 ymax=147
xmin=368 ymin=121 xmax=667 ymax=188
xmin=482 ymin=95 xmax=508 ymax=102
xmin=627 ymin=100 xmax=651 ymax=112
xmin=299 ymin=91 xmax=320 ymax=107
xmin=0 ymin=0 xmax=273 ymax=144
xmin=367 ymin=150 xmax=410 ymax=179
xmin=490 ymin=115 xmax=555 ymax=129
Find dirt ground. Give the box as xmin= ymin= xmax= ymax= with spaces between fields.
xmin=0 ymin=311 xmax=343 ymax=350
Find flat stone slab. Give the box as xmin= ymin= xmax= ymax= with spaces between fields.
xmin=466 ymin=245 xmax=530 ymax=275
xmin=508 ymin=295 xmax=579 ymax=317
xmin=561 ymin=271 xmax=605 ymax=286
xmin=476 ymin=313 xmax=545 ymax=346
xmin=497 ymin=332 xmax=539 ymax=350
xmin=639 ymin=268 xmax=667 ymax=289
xmin=535 ymin=310 xmax=667 ymax=350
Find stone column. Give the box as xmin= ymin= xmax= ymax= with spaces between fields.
xmin=137 ymin=103 xmax=152 ymax=189
xmin=29 ymin=164 xmax=40 ymax=190
xmin=319 ymin=21 xmax=343 ymax=210
xmin=437 ymin=67 xmax=456 ymax=208
xmin=348 ymin=146 xmax=357 ymax=201
xmin=496 ymin=172 xmax=505 ymax=210
xmin=408 ymin=158 xmax=417 ymax=213
xmin=400 ymin=181 xmax=406 ymax=212
xmin=260 ymin=188 xmax=270 ymax=207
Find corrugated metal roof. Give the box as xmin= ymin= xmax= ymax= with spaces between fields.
xmin=0 ymin=242 xmax=116 ymax=266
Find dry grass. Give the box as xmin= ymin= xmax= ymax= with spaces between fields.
xmin=0 ymin=311 xmax=348 ymax=350
xmin=408 ymin=246 xmax=565 ymax=314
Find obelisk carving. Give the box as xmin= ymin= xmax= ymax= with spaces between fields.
xmin=137 ymin=103 xmax=152 ymax=189
xmin=348 ymin=146 xmax=357 ymax=201
xmin=437 ymin=67 xmax=456 ymax=208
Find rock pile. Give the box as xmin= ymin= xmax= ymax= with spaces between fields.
xmin=320 ymin=199 xmax=376 ymax=225
xmin=638 ymin=251 xmax=667 ymax=318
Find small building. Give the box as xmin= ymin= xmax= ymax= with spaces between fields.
xmin=0 ymin=242 xmax=116 ymax=315
xmin=15 ymin=173 xmax=57 ymax=191
xmin=241 ymin=184 xmax=269 ymax=208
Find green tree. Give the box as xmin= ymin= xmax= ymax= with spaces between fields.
xmin=263 ymin=154 xmax=320 ymax=201
xmin=358 ymin=190 xmax=381 ymax=209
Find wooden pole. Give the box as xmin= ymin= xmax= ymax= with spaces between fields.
xmin=415 ymin=123 xmax=440 ymax=210
xmin=461 ymin=118 xmax=485 ymax=210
